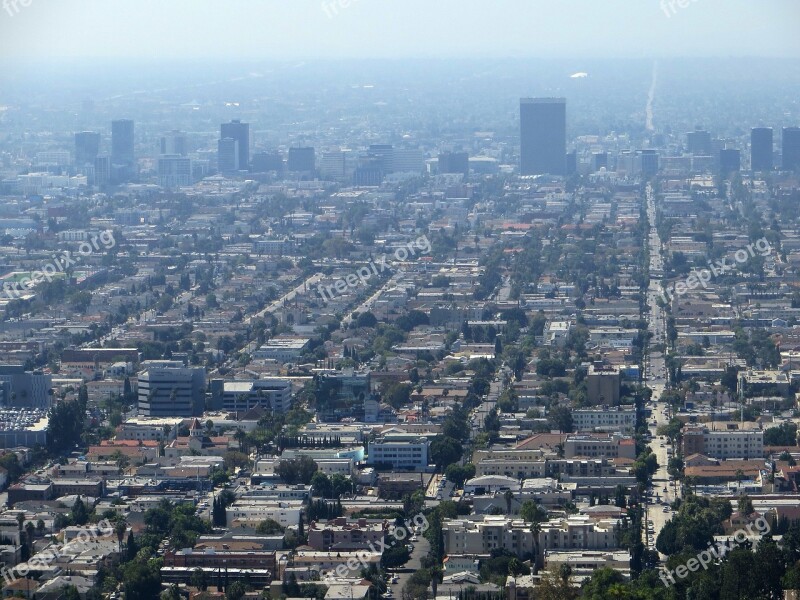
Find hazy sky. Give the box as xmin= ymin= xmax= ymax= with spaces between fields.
xmin=1 ymin=0 xmax=799 ymax=61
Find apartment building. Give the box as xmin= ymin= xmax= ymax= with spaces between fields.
xmin=682 ymin=424 xmax=764 ymax=459
xmin=572 ymin=406 xmax=636 ymax=433
xmin=307 ymin=518 xmax=389 ymax=551
xmin=564 ymin=434 xmax=636 ymax=460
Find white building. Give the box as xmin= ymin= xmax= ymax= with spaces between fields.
xmin=116 ymin=417 xmax=183 ymax=442
xmin=572 ymin=406 xmax=637 ymax=433
xmin=367 ymin=437 xmax=429 ymax=470
xmin=253 ymin=338 xmax=310 ymax=362
xmin=226 ymin=500 xmax=304 ymax=528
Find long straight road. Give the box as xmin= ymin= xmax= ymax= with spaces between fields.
xmin=642 ymin=182 xmax=681 ymax=556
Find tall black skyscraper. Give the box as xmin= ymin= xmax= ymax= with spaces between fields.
xmin=783 ymin=127 xmax=800 ymax=171
xmin=111 ymin=119 xmax=135 ymax=167
xmin=220 ymin=120 xmax=250 ymax=171
xmin=686 ymin=128 xmax=712 ymax=155
xmin=520 ymin=98 xmax=566 ymax=176
xmin=719 ymin=148 xmax=741 ymax=176
xmin=438 ymin=151 xmax=470 ymax=178
xmin=751 ymin=128 xmax=773 ymax=172
xmin=287 ymin=147 xmax=316 ymax=173
xmin=74 ymin=132 xmax=101 ymax=167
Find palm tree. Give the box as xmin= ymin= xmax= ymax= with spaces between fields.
xmin=234 ymin=428 xmax=248 ymax=454
xmin=504 ymin=489 xmax=514 ymax=515
xmin=24 ymin=521 xmax=35 ymax=552
xmin=16 ymin=512 xmax=24 ymax=532
xmin=530 ymin=521 xmax=542 ymax=568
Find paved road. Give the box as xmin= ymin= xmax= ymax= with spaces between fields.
xmin=246 ymin=272 xmax=324 ymax=325
xmin=392 ymin=535 xmax=430 ymax=598
xmin=642 ymin=182 xmax=682 ymax=558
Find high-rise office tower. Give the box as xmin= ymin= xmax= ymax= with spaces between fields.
xmin=640 ymin=150 xmax=660 ymax=177
xmin=220 ymin=120 xmax=249 ymax=171
xmin=252 ymin=151 xmax=284 ymax=173
xmin=520 ymin=98 xmax=567 ymax=176
xmin=160 ymin=130 xmax=188 ymax=156
xmin=158 ymin=155 xmax=193 ymax=188
xmin=320 ymin=150 xmax=349 ymax=180
xmin=591 ymin=152 xmax=608 ymax=172
xmin=783 ymin=127 xmax=800 ymax=171
xmin=438 ymin=151 xmax=470 ymax=178
xmin=368 ymin=144 xmax=395 ymax=174
xmin=287 ymin=147 xmax=316 ymax=172
xmin=111 ymin=119 xmax=135 ymax=167
xmin=392 ymin=148 xmax=424 ymax=174
xmin=94 ymin=155 xmax=111 ymax=187
xmin=751 ymin=128 xmax=773 ymax=171
xmin=217 ymin=138 xmax=239 ymax=174
xmin=686 ymin=128 xmax=712 ymax=156
xmin=74 ymin=132 xmax=101 ymax=167
xmin=137 ymin=360 xmax=205 ymax=417
xmin=719 ymin=148 xmax=741 ymax=176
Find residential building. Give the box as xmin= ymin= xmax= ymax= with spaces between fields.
xmin=563 ymin=434 xmax=636 ymax=460
xmin=307 ymin=518 xmax=388 ymax=551
xmin=572 ymin=406 xmax=636 ymax=433
xmin=682 ymin=424 xmax=764 ymax=460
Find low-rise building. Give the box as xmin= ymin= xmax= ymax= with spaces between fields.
xmin=572 ymin=406 xmax=636 ymax=433
xmin=367 ymin=437 xmax=429 ymax=471
xmin=564 ymin=434 xmax=636 ymax=460
xmin=307 ymin=517 xmax=389 ymax=551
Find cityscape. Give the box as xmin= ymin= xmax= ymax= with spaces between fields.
xmin=0 ymin=2 xmax=800 ymax=599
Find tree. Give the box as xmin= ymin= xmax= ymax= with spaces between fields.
xmin=356 ymin=312 xmax=378 ymax=328
xmin=310 ymin=471 xmax=333 ymax=499
xmin=382 ymin=383 xmax=413 ymax=410
xmin=115 ymin=521 xmax=127 ymax=554
xmin=126 ymin=531 xmax=139 ymax=562
xmin=547 ymin=405 xmax=573 ymax=433
xmin=255 ymin=519 xmax=285 ymax=534
xmin=226 ymin=581 xmax=247 ymax=600
xmin=382 ymin=545 xmax=410 ymax=568
xmin=504 ymin=489 xmax=514 ymax=515
xmin=191 ymin=568 xmax=209 ymax=591
xmin=71 ymin=496 xmax=89 ymax=526
xmin=444 ymin=463 xmax=475 ymax=486
xmin=429 ymin=436 xmax=463 ymax=470
xmin=738 ymin=494 xmax=754 ymax=516
xmin=519 ymin=501 xmax=546 ymax=524
xmin=277 ymin=456 xmax=318 ymax=484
